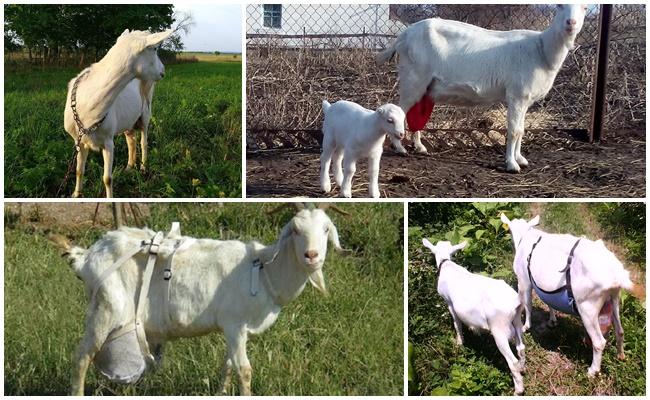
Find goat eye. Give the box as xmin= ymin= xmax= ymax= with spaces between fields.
xmin=292 ymin=227 xmax=299 ymax=235
xmin=387 ymin=118 xmax=394 ymax=124
xmin=324 ymin=225 xmax=330 ymax=233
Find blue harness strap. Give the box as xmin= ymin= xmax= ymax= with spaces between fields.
xmin=526 ymin=237 xmax=581 ymax=316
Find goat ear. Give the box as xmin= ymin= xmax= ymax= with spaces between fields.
xmin=499 ymin=213 xmax=511 ymax=225
xmin=327 ymin=221 xmax=344 ymax=252
xmin=145 ymin=30 xmax=173 ymax=48
xmin=528 ymin=215 xmax=540 ymax=227
xmin=422 ymin=238 xmax=435 ymax=252
xmin=308 ymin=269 xmax=328 ymax=296
xmin=376 ymin=107 xmax=385 ymax=115
xmin=120 ymin=29 xmax=130 ymax=38
xmin=452 ymin=241 xmax=468 ymax=254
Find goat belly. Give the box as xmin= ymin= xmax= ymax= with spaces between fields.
xmin=406 ymin=95 xmax=434 ymax=131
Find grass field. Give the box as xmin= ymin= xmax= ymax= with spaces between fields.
xmin=179 ymin=52 xmax=241 ymax=62
xmin=4 ymin=60 xmax=241 ymax=198
xmin=408 ymin=202 xmax=646 ymax=395
xmin=4 ymin=202 xmax=403 ymax=395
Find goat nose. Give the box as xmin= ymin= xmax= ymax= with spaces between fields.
xmin=305 ymin=250 xmax=318 ymax=260
xmin=160 ymin=71 xmax=165 ymax=78
xmin=567 ymin=19 xmax=577 ymax=26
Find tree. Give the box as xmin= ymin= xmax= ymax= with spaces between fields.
xmin=4 ymin=4 xmax=175 ymax=63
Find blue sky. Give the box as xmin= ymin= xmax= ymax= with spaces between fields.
xmin=173 ymin=3 xmax=242 ymax=53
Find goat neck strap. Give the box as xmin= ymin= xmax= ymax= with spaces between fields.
xmin=526 ymin=236 xmax=543 ymax=270
xmin=437 ymin=258 xmax=450 ymax=275
xmin=134 ymin=231 xmax=165 ymax=365
xmin=251 ymin=259 xmax=284 ymax=306
xmin=162 ymin=238 xmax=184 ymax=332
xmin=559 ymin=238 xmax=581 ymax=273
xmin=70 ymin=70 xmax=107 ymax=150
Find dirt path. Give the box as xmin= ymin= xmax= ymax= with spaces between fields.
xmin=4 ymin=203 xmax=149 ymax=232
xmin=247 ymin=128 xmax=645 ymax=198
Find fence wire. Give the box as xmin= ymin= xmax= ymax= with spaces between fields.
xmin=246 ymin=4 xmax=645 ymax=150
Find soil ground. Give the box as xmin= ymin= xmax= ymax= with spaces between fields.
xmin=246 ymin=128 xmax=645 ymax=198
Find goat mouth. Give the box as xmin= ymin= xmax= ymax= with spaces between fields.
xmin=304 ymin=259 xmax=322 ymax=270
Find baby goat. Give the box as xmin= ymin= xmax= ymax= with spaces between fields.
xmin=423 ymin=239 xmax=525 ymax=395
xmin=320 ymin=100 xmax=405 ymax=198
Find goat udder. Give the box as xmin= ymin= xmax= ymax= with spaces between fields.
xmin=406 ymin=95 xmax=434 ymax=131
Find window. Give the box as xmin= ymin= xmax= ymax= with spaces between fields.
xmin=263 ymin=4 xmax=282 ymax=29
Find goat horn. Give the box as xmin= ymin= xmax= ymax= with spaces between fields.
xmin=318 ymin=203 xmax=350 ymax=216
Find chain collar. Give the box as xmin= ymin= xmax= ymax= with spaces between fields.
xmin=70 ymin=70 xmax=107 ymax=150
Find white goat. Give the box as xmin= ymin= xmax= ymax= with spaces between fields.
xmin=500 ymin=214 xmax=643 ymax=377
xmin=320 ymin=100 xmax=405 ymax=198
xmin=377 ymin=4 xmax=587 ymax=172
xmin=55 ymin=204 xmax=346 ymax=395
xmin=64 ymin=29 xmax=172 ymax=198
xmin=422 ymin=239 xmax=525 ymax=395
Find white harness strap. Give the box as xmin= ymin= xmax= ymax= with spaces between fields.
xmin=134 ymin=231 xmax=164 ymax=364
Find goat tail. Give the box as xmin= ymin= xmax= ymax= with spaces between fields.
xmin=376 ymin=42 xmax=396 ymax=65
xmin=626 ymin=281 xmax=646 ymax=301
xmin=616 ymin=267 xmax=646 ymax=300
xmin=48 ymin=233 xmax=86 ymax=275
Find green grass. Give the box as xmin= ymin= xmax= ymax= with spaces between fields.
xmin=408 ymin=202 xmax=646 ymax=396
xmin=4 ymin=203 xmax=403 ymax=395
xmin=4 ymin=61 xmax=241 ymax=198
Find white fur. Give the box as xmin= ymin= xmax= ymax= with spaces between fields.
xmin=422 ymin=239 xmax=526 ymax=395
xmin=500 ymin=213 xmax=635 ymax=377
xmin=65 ymin=208 xmax=344 ymax=395
xmin=320 ymin=100 xmax=405 ymax=198
xmin=63 ymin=29 xmax=172 ymax=198
xmin=377 ymin=5 xmax=587 ymax=171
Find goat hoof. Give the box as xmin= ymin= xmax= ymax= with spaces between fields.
xmin=617 ymin=353 xmax=626 ymax=361
xmin=587 ymin=367 xmax=599 ymax=378
xmin=140 ymin=165 xmax=147 ymax=172
xmin=392 ymin=146 xmax=408 ymax=155
xmin=506 ymin=160 xmax=521 ymax=173
xmin=322 ymin=183 xmax=332 ymax=193
xmin=415 ymin=145 xmax=428 ymax=154
xmin=71 ymin=191 xmax=82 ymax=198
xmin=516 ymin=155 xmax=529 ymax=167
xmin=340 ymin=192 xmax=352 ymax=198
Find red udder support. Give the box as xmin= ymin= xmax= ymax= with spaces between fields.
xmin=406 ymin=95 xmax=434 ymax=131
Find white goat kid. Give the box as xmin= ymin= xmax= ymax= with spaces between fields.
xmin=377 ymin=4 xmax=587 ymax=172
xmin=58 ymin=204 xmax=346 ymax=395
xmin=422 ymin=239 xmax=525 ymax=395
xmin=320 ymin=100 xmax=405 ymax=198
xmin=64 ymin=29 xmax=172 ymax=198
xmin=500 ymin=214 xmax=640 ymax=377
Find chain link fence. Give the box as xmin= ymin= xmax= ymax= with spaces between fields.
xmin=246 ymin=4 xmax=645 ymax=150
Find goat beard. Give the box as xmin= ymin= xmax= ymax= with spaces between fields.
xmin=308 ymin=269 xmax=328 ymax=295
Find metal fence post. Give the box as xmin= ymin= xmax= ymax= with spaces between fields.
xmin=589 ymin=4 xmax=613 ymax=142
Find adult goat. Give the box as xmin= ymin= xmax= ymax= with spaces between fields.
xmin=377 ymin=4 xmax=587 ymax=172
xmin=500 ymin=213 xmax=643 ymax=377
xmin=53 ymin=203 xmax=348 ymax=395
xmin=63 ymin=29 xmax=172 ymax=198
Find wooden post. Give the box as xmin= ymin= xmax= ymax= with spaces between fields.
xmin=111 ymin=203 xmax=123 ymax=229
xmin=589 ymin=4 xmax=613 ymax=142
